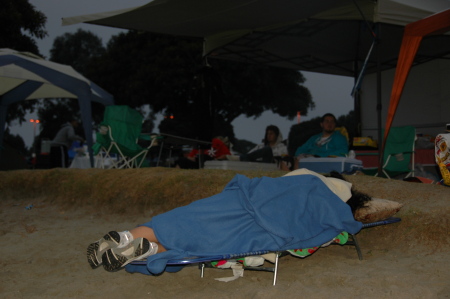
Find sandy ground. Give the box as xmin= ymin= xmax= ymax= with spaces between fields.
xmin=0 ymin=168 xmax=449 ymax=298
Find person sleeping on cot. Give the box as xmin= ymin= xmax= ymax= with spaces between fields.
xmin=88 ymin=169 xmax=369 ymax=275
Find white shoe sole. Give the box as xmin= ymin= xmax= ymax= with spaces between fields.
xmin=87 ymin=231 xmax=121 ymax=269
xmin=102 ymin=238 xmax=158 ymax=272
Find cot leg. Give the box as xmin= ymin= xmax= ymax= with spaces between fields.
xmin=351 ymin=234 xmax=363 ymax=260
xmin=273 ymin=252 xmax=279 ymax=286
xmin=199 ymin=262 xmax=205 ymax=278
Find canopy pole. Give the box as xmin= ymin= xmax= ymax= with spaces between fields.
xmin=0 ymin=101 xmax=7 ymax=163
xmin=376 ymin=24 xmax=383 ymax=176
xmin=382 ymin=9 xmax=450 ymax=167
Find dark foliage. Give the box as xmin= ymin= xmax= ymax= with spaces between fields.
xmin=50 ymin=29 xmax=105 ymax=75
xmin=2 ymin=128 xmax=27 ymax=155
xmin=287 ymin=116 xmax=322 ymax=156
xmin=86 ymin=31 xmax=314 ymax=141
xmin=0 ymin=0 xmax=47 ymax=55
xmin=0 ymin=0 xmax=47 ymax=125
xmin=35 ymin=99 xmax=85 ymax=153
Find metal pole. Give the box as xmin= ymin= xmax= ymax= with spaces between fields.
xmin=376 ymin=25 xmax=383 ymax=176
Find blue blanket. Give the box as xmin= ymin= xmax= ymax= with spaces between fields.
xmin=126 ymin=174 xmax=362 ymax=275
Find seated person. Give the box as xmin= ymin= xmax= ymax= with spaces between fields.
xmin=175 ymin=136 xmax=231 ymax=169
xmin=50 ymin=119 xmax=85 ymax=168
xmin=293 ymin=113 xmax=348 ymax=168
xmin=87 ymin=169 xmax=367 ymax=275
xmin=228 ymin=125 xmax=288 ymax=163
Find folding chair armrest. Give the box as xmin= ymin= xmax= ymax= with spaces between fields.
xmin=138 ymin=134 xmax=151 ymax=141
xmin=139 ymin=134 xmax=163 ymax=150
xmin=139 ymin=134 xmax=164 ymax=141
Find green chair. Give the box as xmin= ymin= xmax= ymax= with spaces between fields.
xmin=376 ymin=126 xmax=416 ymax=179
xmin=93 ymin=105 xmax=160 ymax=169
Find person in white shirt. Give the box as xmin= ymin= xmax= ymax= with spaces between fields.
xmin=50 ymin=119 xmax=85 ymax=168
xmin=228 ymin=125 xmax=288 ymax=163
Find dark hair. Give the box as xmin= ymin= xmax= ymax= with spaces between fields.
xmin=321 ymin=113 xmax=337 ymax=123
xmin=263 ymin=125 xmax=280 ymax=145
xmin=327 ymin=171 xmax=372 ymax=214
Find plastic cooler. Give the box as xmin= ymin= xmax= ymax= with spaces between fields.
xmin=299 ymin=157 xmax=363 ymax=173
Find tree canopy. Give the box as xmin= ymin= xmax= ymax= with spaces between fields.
xmin=0 ymin=0 xmax=47 ymax=55
xmin=1 ymin=2 xmax=361 ymax=165
xmin=85 ymin=31 xmax=314 ymax=141
xmin=0 ymin=0 xmax=48 ymax=126
xmin=41 ymin=29 xmax=109 ymax=133
xmin=50 ymin=29 xmax=105 ymax=75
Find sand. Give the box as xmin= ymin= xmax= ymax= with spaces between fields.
xmin=0 ymin=168 xmax=449 ymax=298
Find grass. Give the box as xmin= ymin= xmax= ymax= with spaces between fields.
xmin=1 ymin=167 xmax=449 ymax=249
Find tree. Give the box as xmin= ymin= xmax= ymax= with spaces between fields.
xmin=287 ymin=116 xmax=322 ymax=155
xmin=88 ymin=31 xmax=204 ymax=111
xmin=37 ymin=99 xmax=83 ymax=140
xmin=50 ymin=29 xmax=105 ymax=75
xmin=209 ymin=59 xmax=313 ymax=122
xmin=0 ymin=0 xmax=47 ymax=55
xmin=33 ymin=29 xmax=109 ymax=143
xmin=48 ymin=30 xmax=159 ymax=132
xmin=2 ymin=128 xmax=28 ymax=155
xmin=89 ymin=31 xmax=314 ymax=141
xmin=34 ymin=99 xmax=85 ymax=154
xmin=0 ymin=128 xmax=29 ymax=170
xmin=0 ymin=0 xmax=48 ymax=125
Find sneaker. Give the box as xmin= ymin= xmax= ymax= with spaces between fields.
xmin=87 ymin=231 xmax=121 ymax=269
xmin=102 ymin=238 xmax=158 ymax=272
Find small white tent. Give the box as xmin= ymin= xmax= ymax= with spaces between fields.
xmin=0 ymin=49 xmax=114 ymax=166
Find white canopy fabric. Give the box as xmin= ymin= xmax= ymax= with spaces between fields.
xmin=0 ymin=48 xmax=114 ymax=166
xmin=62 ymin=0 xmax=450 ymax=76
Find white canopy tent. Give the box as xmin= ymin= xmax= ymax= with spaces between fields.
xmin=0 ymin=48 xmax=114 ymax=167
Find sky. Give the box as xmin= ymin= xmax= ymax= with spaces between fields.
xmin=9 ymin=0 xmax=354 ymax=147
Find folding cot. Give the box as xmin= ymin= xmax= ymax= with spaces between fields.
xmin=130 ymin=217 xmax=401 ymax=285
